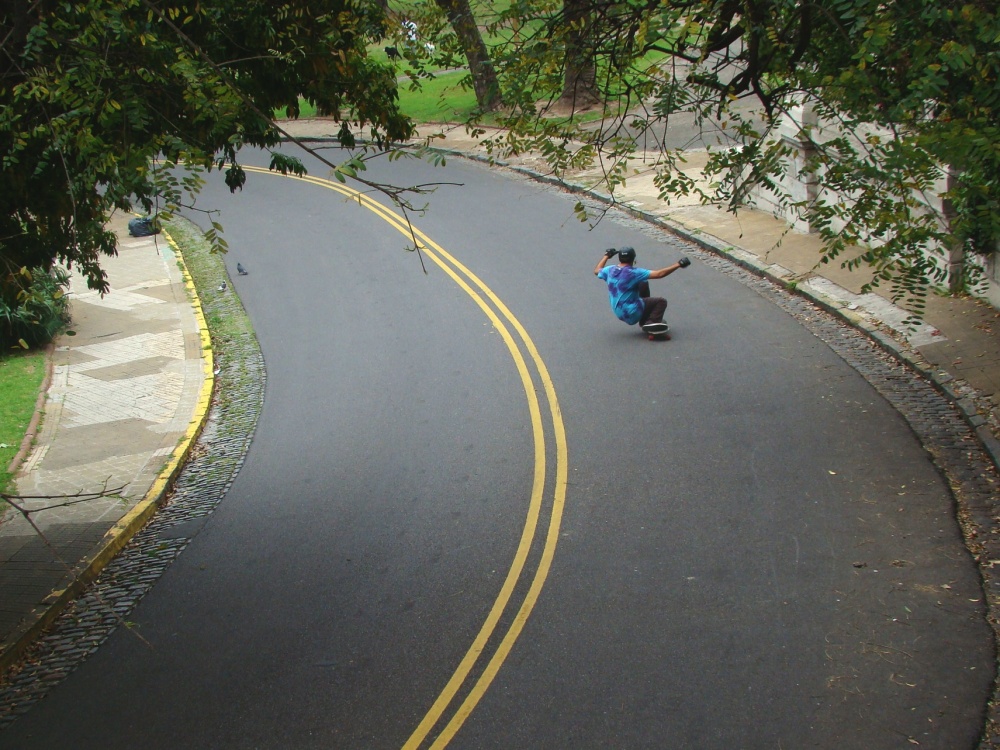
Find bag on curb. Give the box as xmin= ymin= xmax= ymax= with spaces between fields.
xmin=128 ymin=217 xmax=158 ymax=237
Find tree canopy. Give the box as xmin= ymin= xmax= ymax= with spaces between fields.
xmin=3 ymin=0 xmax=997 ymax=310
xmin=1 ymin=0 xmax=413 ymax=300
xmin=424 ymin=0 xmax=999 ymax=302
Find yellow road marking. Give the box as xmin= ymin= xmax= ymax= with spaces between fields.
xmin=242 ymin=166 xmax=568 ymax=748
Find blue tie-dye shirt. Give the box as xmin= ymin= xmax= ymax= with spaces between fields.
xmin=597 ymin=265 xmax=651 ymax=325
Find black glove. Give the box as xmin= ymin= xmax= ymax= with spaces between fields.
xmin=604 ymin=248 xmax=618 ymax=259
xmin=677 ymin=257 xmax=691 ymax=268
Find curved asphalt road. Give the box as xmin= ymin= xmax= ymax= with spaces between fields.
xmin=1 ymin=149 xmax=993 ymax=750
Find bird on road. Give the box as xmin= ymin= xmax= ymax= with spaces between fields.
xmin=237 ymin=263 xmax=248 ymax=275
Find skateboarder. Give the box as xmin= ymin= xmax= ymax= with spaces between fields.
xmin=594 ymin=247 xmax=690 ymax=332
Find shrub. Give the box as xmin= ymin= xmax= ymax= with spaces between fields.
xmin=0 ymin=267 xmax=72 ymax=350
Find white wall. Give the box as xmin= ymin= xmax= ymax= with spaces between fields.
xmin=745 ymin=104 xmax=1000 ymax=306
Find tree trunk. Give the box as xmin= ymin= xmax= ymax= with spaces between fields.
xmin=557 ymin=0 xmax=601 ymax=112
xmin=434 ymin=0 xmax=502 ymax=111
xmin=943 ymin=168 xmax=966 ymax=293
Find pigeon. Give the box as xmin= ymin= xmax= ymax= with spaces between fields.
xmin=237 ymin=263 xmax=248 ymax=275
xmin=217 ymin=281 xmax=227 ymax=292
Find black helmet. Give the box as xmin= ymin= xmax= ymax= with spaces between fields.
xmin=618 ymin=246 xmax=636 ymax=264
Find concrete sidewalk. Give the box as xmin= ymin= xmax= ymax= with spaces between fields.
xmin=0 ymin=213 xmax=213 ymax=670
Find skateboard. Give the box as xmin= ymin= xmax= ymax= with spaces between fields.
xmin=641 ymin=322 xmax=670 ymax=341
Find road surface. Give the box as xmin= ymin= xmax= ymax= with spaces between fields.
xmin=1 ymin=149 xmax=992 ymax=750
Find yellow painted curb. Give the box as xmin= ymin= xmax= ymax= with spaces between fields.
xmin=0 ymin=228 xmax=216 ymax=673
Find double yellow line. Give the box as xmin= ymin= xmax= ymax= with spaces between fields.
xmin=243 ymin=166 xmax=568 ymax=748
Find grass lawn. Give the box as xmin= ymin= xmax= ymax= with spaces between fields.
xmin=270 ymin=0 xmax=671 ymax=127
xmin=397 ymin=70 xmax=480 ymax=123
xmin=274 ymin=8 xmax=667 ymax=129
xmin=0 ymin=349 xmax=48 ymax=495
xmin=274 ymin=70 xmax=479 ymax=125
xmin=274 ymin=99 xmax=318 ymax=120
xmin=277 ymin=64 xmax=624 ymax=130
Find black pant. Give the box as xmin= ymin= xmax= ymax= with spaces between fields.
xmin=637 ymin=281 xmax=667 ymax=325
